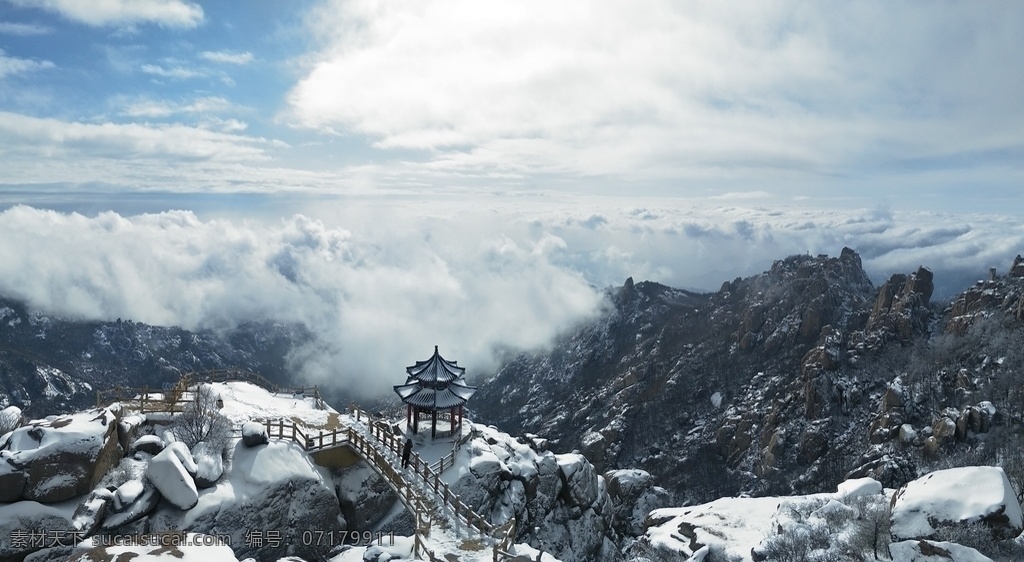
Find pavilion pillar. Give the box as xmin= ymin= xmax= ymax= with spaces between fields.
xmin=450 ymin=406 xmax=456 ymax=432
xmin=406 ymin=405 xmax=411 ymax=428
xmin=431 ymin=409 xmax=437 ymax=439
xmin=413 ymin=407 xmax=419 ymax=434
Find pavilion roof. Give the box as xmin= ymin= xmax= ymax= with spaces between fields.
xmin=405 ymin=345 xmax=465 ymax=384
xmin=394 ymin=376 xmax=477 ymax=409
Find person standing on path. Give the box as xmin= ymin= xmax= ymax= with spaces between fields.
xmin=402 ymin=437 xmax=413 ymax=468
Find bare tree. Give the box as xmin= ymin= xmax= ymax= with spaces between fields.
xmin=170 ymin=383 xmax=231 ymax=450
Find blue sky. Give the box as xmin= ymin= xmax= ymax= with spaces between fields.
xmin=1 ymin=1 xmax=1023 ymax=389
xmin=1 ymin=0 xmax=1022 ymax=210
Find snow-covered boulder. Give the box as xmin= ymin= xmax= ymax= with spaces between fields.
xmin=191 ymin=441 xmax=224 ymax=488
xmin=889 ymin=539 xmax=994 ymax=562
xmin=0 ymin=499 xmax=74 ymax=560
xmin=130 ymin=434 xmax=164 ymax=456
xmin=605 ymin=469 xmax=671 ymax=536
xmin=0 ymin=408 xmax=122 ymax=503
xmin=102 ymin=481 xmax=161 ymax=530
xmin=152 ymin=440 xmax=345 ymax=562
xmin=557 ymin=453 xmax=599 ymax=508
xmin=836 ymin=476 xmax=883 ymax=500
xmin=891 ymin=466 xmax=1024 ymax=541
xmin=335 ymin=462 xmax=399 ymax=530
xmin=71 ymin=487 xmax=114 ymax=536
xmin=241 ymin=421 xmax=268 ymax=447
xmin=145 ymin=442 xmax=199 ymax=510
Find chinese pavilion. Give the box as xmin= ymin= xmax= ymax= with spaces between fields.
xmin=393 ymin=346 xmax=476 ymax=438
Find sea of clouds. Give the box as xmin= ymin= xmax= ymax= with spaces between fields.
xmin=0 ymin=200 xmax=1021 ymax=396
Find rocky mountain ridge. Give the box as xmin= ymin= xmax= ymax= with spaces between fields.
xmin=0 ymin=299 xmax=309 ymax=416
xmin=472 ymin=248 xmax=1024 ymax=508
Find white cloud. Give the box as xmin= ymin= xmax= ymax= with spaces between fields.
xmin=0 ymin=22 xmax=53 ymax=36
xmin=0 ymin=49 xmax=55 ymax=78
xmin=284 ymin=0 xmax=1024 ymax=185
xmin=200 ymin=50 xmax=254 ymax=65
xmin=119 ymin=96 xmax=236 ymax=118
xmin=0 ymin=199 xmax=1022 ymax=396
xmin=0 ymin=206 xmax=604 ymax=397
xmin=6 ymin=0 xmax=203 ymax=28
xmin=141 ymin=63 xmax=204 ymax=80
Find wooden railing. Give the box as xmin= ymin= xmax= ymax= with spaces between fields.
xmin=262 ymin=417 xmax=439 ymax=560
xmin=96 ymin=369 xmax=327 ymax=412
xmin=95 ymin=386 xmax=194 ymax=413
xmin=350 ymin=406 xmax=519 ymax=560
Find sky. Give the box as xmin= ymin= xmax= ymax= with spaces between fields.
xmin=1 ymin=0 xmax=1023 ymax=395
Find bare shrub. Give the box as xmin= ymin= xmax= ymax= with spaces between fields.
xmin=169 ymin=383 xmax=231 ymax=450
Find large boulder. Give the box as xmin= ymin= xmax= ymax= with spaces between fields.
xmin=71 ymin=487 xmax=114 ymax=536
xmin=334 ymin=462 xmax=399 ymax=530
xmin=101 ymin=480 xmax=161 ymax=530
xmin=241 ymin=421 xmax=268 ymax=447
xmin=0 ymin=499 xmax=74 ymax=561
xmin=191 ymin=441 xmax=224 ymax=488
xmin=605 ymin=469 xmax=671 ymax=537
xmin=0 ymin=408 xmax=122 ymax=503
xmin=152 ymin=440 xmax=346 ymax=562
xmin=145 ymin=442 xmax=199 ymax=510
xmin=556 ymin=453 xmax=598 ymax=508
xmin=891 ymin=466 xmax=1023 ymax=541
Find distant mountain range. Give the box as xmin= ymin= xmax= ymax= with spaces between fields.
xmin=0 ymin=299 xmax=309 ymax=417
xmin=4 ymin=249 xmax=1024 ymax=509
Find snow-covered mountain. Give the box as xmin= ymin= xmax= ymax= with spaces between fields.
xmin=0 ymin=299 xmax=309 ymax=416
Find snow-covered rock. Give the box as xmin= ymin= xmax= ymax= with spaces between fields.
xmin=0 ymin=499 xmax=74 ymax=560
xmin=102 ymin=481 xmax=161 ymax=530
xmin=449 ymin=425 xmax=618 ymax=562
xmin=836 ymin=476 xmax=883 ymax=500
xmin=130 ymin=434 xmax=164 ymax=456
xmin=151 ymin=440 xmax=345 ymax=562
xmin=0 ymin=408 xmax=122 ymax=503
xmin=557 ymin=453 xmax=598 ymax=508
xmin=241 ymin=420 xmax=268 ymax=447
xmin=891 ymin=466 xmax=1024 ymax=541
xmin=191 ymin=441 xmax=224 ymax=488
xmin=71 ymin=487 xmax=113 ymax=535
xmin=605 ymin=469 xmax=671 ymax=536
xmin=334 ymin=462 xmax=399 ymax=530
xmin=889 ymin=539 xmax=994 ymax=562
xmin=145 ymin=442 xmax=199 ymax=510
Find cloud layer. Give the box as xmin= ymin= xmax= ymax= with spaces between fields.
xmin=1 ymin=201 xmax=1021 ymax=397
xmin=286 ymin=0 xmax=1024 ymax=184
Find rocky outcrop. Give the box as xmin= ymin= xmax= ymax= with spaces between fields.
xmin=153 ymin=439 xmax=346 ymax=562
xmin=451 ymin=425 xmax=620 ymax=562
xmin=604 ymin=469 xmax=671 ymax=537
xmin=0 ymin=408 xmax=122 ymax=503
xmin=890 ymin=466 xmax=1024 ymax=541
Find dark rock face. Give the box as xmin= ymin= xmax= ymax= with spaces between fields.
xmin=0 ymin=298 xmax=309 ymax=418
xmin=476 ymin=250 xmax=1024 ymax=505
